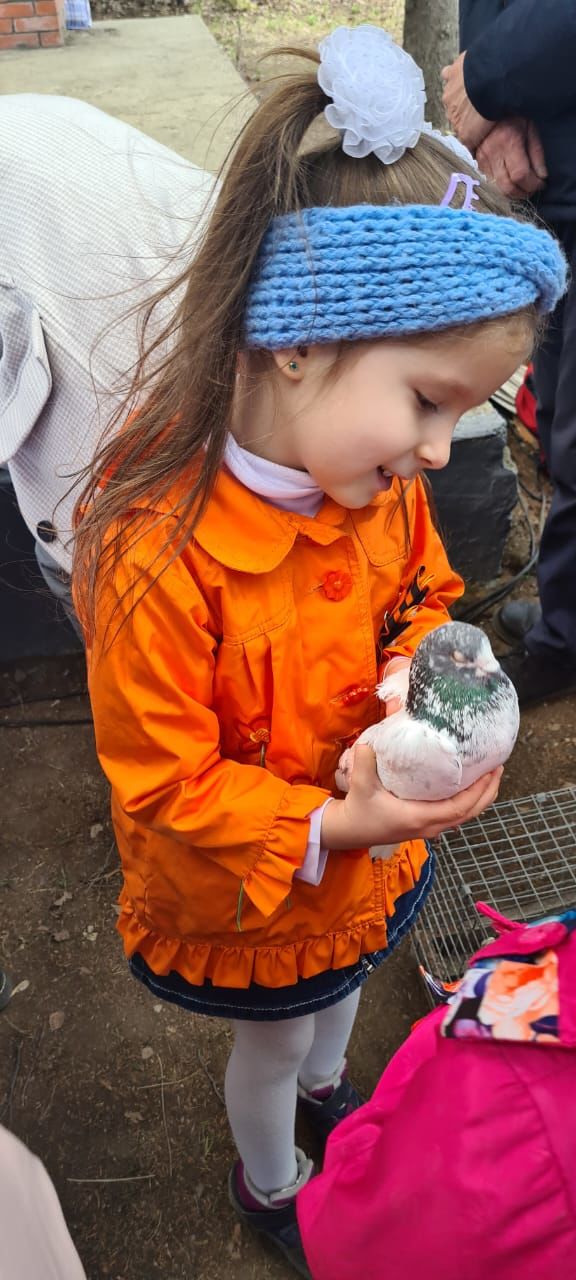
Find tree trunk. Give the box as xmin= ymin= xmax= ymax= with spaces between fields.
xmin=403 ymin=0 xmax=459 ymax=129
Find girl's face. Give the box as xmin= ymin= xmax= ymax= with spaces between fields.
xmin=237 ymin=323 xmax=531 ymax=508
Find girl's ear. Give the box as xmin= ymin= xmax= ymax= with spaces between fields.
xmin=271 ymin=348 xmax=308 ymax=380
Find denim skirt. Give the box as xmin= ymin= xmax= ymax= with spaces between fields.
xmin=129 ymin=850 xmax=435 ymax=1022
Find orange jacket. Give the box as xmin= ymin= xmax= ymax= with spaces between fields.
xmin=86 ymin=469 xmax=463 ymax=989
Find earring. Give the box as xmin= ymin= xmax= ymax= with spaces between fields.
xmin=288 ymin=360 xmax=299 ymax=372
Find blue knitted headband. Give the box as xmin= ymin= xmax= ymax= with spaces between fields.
xmin=242 ymin=204 xmax=567 ymax=350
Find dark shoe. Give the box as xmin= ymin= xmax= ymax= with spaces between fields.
xmin=228 ymin=1148 xmax=313 ymax=1278
xmin=496 ymin=598 xmax=542 ymax=642
xmin=298 ymin=1068 xmax=365 ymax=1141
xmin=0 ymin=970 xmax=12 ymax=1011
xmin=499 ymin=647 xmax=576 ymax=708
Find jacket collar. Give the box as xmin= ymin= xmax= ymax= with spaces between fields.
xmin=154 ymin=467 xmax=405 ymax=574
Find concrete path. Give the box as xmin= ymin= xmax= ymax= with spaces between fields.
xmin=0 ymin=15 xmax=254 ymax=169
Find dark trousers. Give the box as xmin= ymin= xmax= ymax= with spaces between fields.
xmin=529 ymin=221 xmax=576 ymax=662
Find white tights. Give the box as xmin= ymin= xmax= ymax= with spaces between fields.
xmin=225 ymin=987 xmax=361 ymax=1193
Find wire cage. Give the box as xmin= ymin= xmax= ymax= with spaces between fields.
xmin=412 ymin=786 xmax=576 ymax=982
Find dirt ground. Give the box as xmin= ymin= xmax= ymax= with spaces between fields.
xmin=1 ymin=424 xmax=575 ymax=1279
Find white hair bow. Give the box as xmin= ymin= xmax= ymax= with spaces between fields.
xmin=318 ymin=26 xmax=478 ymax=171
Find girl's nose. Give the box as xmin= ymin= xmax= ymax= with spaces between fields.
xmin=417 ymin=430 xmax=453 ymax=471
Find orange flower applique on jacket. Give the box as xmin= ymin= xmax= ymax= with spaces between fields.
xmin=321 ymin=570 xmax=353 ymax=601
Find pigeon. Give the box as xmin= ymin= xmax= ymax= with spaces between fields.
xmin=335 ymin=621 xmax=519 ymax=858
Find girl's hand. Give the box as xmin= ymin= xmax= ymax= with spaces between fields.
xmin=322 ymin=745 xmax=503 ymax=851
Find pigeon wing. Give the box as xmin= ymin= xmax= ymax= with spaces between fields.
xmin=359 ymin=713 xmax=463 ymax=801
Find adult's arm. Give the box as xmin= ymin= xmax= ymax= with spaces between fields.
xmin=464 ymin=0 xmax=576 ymax=122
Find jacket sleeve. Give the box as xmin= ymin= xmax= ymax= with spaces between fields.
xmin=378 ymin=478 xmax=464 ymax=666
xmin=463 ymin=0 xmax=576 ymax=122
xmin=86 ymin=518 xmax=331 ymax=919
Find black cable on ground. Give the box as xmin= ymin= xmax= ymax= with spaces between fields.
xmin=459 ymin=488 xmax=547 ymax=625
xmin=0 ymin=689 xmax=88 ymax=711
xmin=0 ymin=716 xmax=93 ymax=729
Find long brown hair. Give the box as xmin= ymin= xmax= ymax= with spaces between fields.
xmin=73 ymin=46 xmax=531 ymax=637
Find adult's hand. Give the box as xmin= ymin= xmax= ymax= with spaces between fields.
xmin=442 ymin=52 xmax=493 ymax=151
xmin=476 ymin=118 xmax=547 ymax=199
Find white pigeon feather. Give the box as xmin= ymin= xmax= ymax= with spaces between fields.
xmin=358 ymin=714 xmax=463 ymax=800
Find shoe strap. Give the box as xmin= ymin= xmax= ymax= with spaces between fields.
xmin=297 ymin=1058 xmax=347 ymax=1101
xmin=244 ymin=1148 xmax=314 ymax=1208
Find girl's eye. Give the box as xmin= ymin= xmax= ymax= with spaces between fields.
xmin=416 ymin=391 xmax=439 ymax=414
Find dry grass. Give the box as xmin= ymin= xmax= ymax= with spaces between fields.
xmin=198 ymin=0 xmax=405 ymax=90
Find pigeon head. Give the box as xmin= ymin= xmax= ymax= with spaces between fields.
xmin=415 ymin=622 xmax=499 ymax=680
xmin=407 ymin=622 xmax=505 ymax=726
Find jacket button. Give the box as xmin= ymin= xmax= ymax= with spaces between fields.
xmin=322 ymin=570 xmax=353 ymax=601
xmin=332 ymin=684 xmax=372 ymax=707
xmin=36 ymin=519 xmax=58 ymax=545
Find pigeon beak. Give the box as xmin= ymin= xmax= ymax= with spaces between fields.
xmin=475 ymin=657 xmax=501 ymax=677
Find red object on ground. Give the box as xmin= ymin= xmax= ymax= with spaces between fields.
xmin=516 ymin=363 xmax=538 ymax=436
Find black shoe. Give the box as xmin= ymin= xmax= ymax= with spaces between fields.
xmin=499 ymin=647 xmax=576 ymax=708
xmin=496 ymin=598 xmax=542 ymax=643
xmin=298 ymin=1070 xmax=365 ymax=1141
xmin=0 ymin=970 xmax=12 ymax=1011
xmin=228 ymin=1149 xmax=313 ymax=1278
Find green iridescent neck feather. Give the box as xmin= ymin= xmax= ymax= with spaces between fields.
xmin=407 ymin=667 xmax=503 ymax=740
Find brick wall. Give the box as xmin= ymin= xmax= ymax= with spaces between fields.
xmin=0 ymin=0 xmax=65 ymax=48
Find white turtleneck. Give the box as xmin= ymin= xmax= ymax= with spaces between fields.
xmin=223 ymin=432 xmax=325 ymax=517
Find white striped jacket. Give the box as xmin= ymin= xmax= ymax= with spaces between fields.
xmin=0 ymin=94 xmax=215 ymax=569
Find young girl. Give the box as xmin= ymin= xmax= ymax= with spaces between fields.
xmin=73 ymin=25 xmax=565 ymax=1277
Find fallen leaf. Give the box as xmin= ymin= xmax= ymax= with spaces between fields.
xmin=52 ymin=929 xmax=71 ymax=944
xmin=227 ymin=1223 xmax=242 ymax=1260
xmin=141 ymin=1046 xmax=154 ymax=1061
xmin=11 ymin=979 xmax=30 ymax=997
xmin=89 ymin=823 xmax=104 ymax=839
xmin=49 ymin=1010 xmax=65 ymax=1032
xmin=52 ymin=891 xmax=73 ymax=908
xmin=124 ymin=1110 xmax=144 ymax=1123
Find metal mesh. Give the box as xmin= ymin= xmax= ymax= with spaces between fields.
xmin=412 ymin=786 xmax=576 ymax=980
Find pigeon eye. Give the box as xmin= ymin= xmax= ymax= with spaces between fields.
xmin=452 ymin=649 xmax=466 ymax=664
